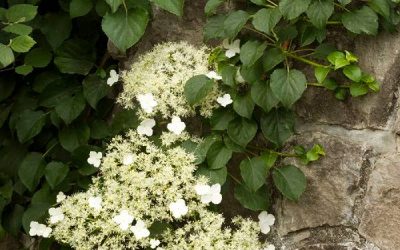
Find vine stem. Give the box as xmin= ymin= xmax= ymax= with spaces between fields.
xmin=42 ymin=142 xmax=59 ymax=158
xmin=247 ymin=145 xmax=298 ymax=158
xmin=285 ymin=52 xmax=329 ymax=68
xmin=243 ymin=26 xmax=276 ymax=44
xmin=228 ymin=173 xmax=242 ymax=185
xmin=334 ymin=2 xmax=351 ymax=12
xmin=266 ymin=0 xmax=278 ymax=7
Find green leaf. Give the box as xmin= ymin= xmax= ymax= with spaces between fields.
xmin=55 ymin=92 xmax=86 ymax=124
xmin=102 ymin=8 xmax=149 ymax=51
xmin=224 ymin=135 xmax=245 ymax=153
xmin=314 ymin=66 xmax=330 ymax=83
xmin=306 ymin=144 xmax=325 ymax=162
xmin=3 ymin=205 xmax=24 ymax=236
xmin=252 ymin=8 xmax=282 ymax=35
xmin=251 ymin=80 xmax=279 ymax=112
xmin=151 ymin=0 xmax=184 ymax=16
xmin=223 ymin=10 xmax=250 ymax=39
xmin=39 ymin=79 xmax=80 ymax=108
xmin=22 ymin=203 xmax=49 ymax=234
xmin=110 ymin=109 xmax=139 ymax=134
xmin=10 ymin=35 xmax=36 ymax=53
xmin=59 ymin=123 xmax=90 ymax=152
xmin=343 ymin=65 xmax=362 ymax=82
xmin=184 ymin=75 xmax=214 ymax=106
xmin=234 ymin=184 xmax=269 ymax=211
xmin=192 ymin=136 xmax=219 ymax=165
xmin=240 ymin=40 xmax=267 ymax=67
xmin=279 ymin=0 xmax=311 ymax=20
xmin=240 ymin=155 xmax=271 ymax=192
xmin=0 ymin=76 xmax=15 ymax=101
xmin=196 ymin=166 xmax=227 ymax=185
xmin=227 ymin=117 xmax=257 ymax=147
xmin=306 ymin=0 xmax=334 ymax=29
xmin=368 ymin=0 xmax=391 ymax=19
xmin=24 ymin=48 xmax=52 ymax=68
xmin=240 ymin=60 xmax=264 ymax=83
xmin=18 ymin=152 xmax=45 ymax=192
xmin=262 ymin=47 xmax=285 ymax=71
xmin=205 ymin=0 xmax=224 ymax=15
xmin=260 ymin=108 xmax=294 ymax=147
xmin=90 ymin=119 xmax=111 ymax=139
xmin=220 ymin=64 xmax=236 ymax=87
xmin=204 ymin=15 xmax=226 ymax=40
xmin=70 ymin=0 xmax=93 ymax=18
xmin=327 ymin=51 xmax=350 ymax=69
xmin=233 ymin=92 xmax=255 ymax=119
xmin=350 ymin=82 xmax=369 ymax=97
xmin=3 ymin=23 xmax=32 ymax=35
xmin=16 ymin=110 xmax=46 ymax=143
xmin=83 ymin=75 xmax=110 ymax=109
xmin=40 ymin=12 xmax=72 ymax=49
xmin=6 ymin=4 xmax=37 ymax=22
xmin=270 ymin=68 xmax=307 ymax=107
xmin=54 ymin=39 xmax=95 ymax=75
xmin=45 ymin=162 xmax=69 ymax=189
xmin=341 ymin=6 xmax=379 ymax=35
xmin=0 ymin=105 xmax=11 ymax=128
xmin=15 ymin=65 xmax=33 ymax=75
xmin=272 ymin=165 xmax=306 ymax=201
xmin=210 ymin=109 xmax=235 ymax=130
xmin=105 ymin=0 xmax=122 ymax=12
xmin=207 ymin=141 xmax=232 ymax=169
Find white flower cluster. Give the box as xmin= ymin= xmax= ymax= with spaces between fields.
xmin=118 ymin=41 xmax=223 ymax=119
xmin=41 ymin=131 xmax=273 ymax=249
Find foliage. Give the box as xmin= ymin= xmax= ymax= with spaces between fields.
xmin=183 ymin=0 xmax=399 ymax=211
xmin=0 ymin=0 xmax=184 ymax=246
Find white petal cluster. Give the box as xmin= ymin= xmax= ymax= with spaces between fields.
xmin=87 ymin=151 xmax=102 ymax=168
xmin=56 ymin=192 xmax=66 ymax=203
xmin=195 ymin=184 xmax=222 ymax=205
xmin=29 ymin=221 xmax=52 ymax=238
xmin=49 ymin=208 xmax=64 ymax=224
xmin=113 ymin=210 xmax=134 ymax=231
xmin=130 ymin=220 xmax=150 ymax=239
xmin=137 ymin=93 xmax=158 ymax=113
xmin=222 ymin=39 xmax=240 ymax=58
xmin=217 ymin=94 xmax=233 ymax=107
xmin=258 ymin=211 xmax=275 ymax=234
xmin=122 ymin=153 xmax=135 ymax=165
xmin=206 ymin=71 xmax=222 ymax=80
xmin=119 ymin=42 xmax=222 ymax=119
xmin=169 ymin=199 xmax=188 ymax=219
xmin=107 ymin=69 xmax=119 ymax=86
xmin=88 ymin=196 xmax=102 ymax=210
xmin=150 ymin=239 xmax=161 ymax=249
xmin=167 ymin=116 xmax=186 ymax=135
xmin=263 ymin=244 xmax=276 ymax=250
xmin=137 ymin=119 xmax=156 ymax=136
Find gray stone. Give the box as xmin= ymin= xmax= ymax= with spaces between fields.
xmin=275 ymin=132 xmax=366 ymax=236
xmin=295 ymin=32 xmax=400 ymax=130
xmin=359 ymin=153 xmax=400 ymax=250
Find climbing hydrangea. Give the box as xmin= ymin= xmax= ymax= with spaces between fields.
xmin=118 ymin=41 xmax=221 ymax=119
xmin=47 ymin=130 xmax=270 ymax=249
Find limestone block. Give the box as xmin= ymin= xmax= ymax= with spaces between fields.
xmin=296 ymin=32 xmax=400 ymax=130
xmin=275 ymin=132 xmax=366 ymax=236
xmin=359 ymin=154 xmax=400 ymax=250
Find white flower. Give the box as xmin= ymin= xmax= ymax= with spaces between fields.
xmin=206 ymin=71 xmax=222 ymax=80
xmin=137 ymin=119 xmax=156 ymax=136
xmin=263 ymin=244 xmax=276 ymax=250
xmin=107 ymin=69 xmax=119 ymax=86
xmin=122 ymin=153 xmax=135 ymax=165
xmin=56 ymin=192 xmax=66 ymax=203
xmin=150 ymin=239 xmax=161 ymax=249
xmin=87 ymin=151 xmax=102 ymax=168
xmin=130 ymin=220 xmax=150 ymax=240
xmin=137 ymin=93 xmax=157 ymax=113
xmin=29 ymin=221 xmax=52 ymax=238
xmin=167 ymin=116 xmax=186 ymax=135
xmin=113 ymin=210 xmax=134 ymax=231
xmin=88 ymin=196 xmax=102 ymax=210
xmin=217 ymin=94 xmax=233 ymax=107
xmin=49 ymin=207 xmax=64 ymax=224
xmin=169 ymin=199 xmax=188 ymax=219
xmin=236 ymin=68 xmax=245 ymax=83
xmin=223 ymin=39 xmax=240 ymax=58
xmin=194 ymin=184 xmax=222 ymax=205
xmin=258 ymin=211 xmax=275 ymax=234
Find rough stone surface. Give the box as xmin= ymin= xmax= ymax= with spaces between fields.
xmin=296 ymin=32 xmax=400 ymax=130
xmin=358 ymin=154 xmax=400 ymax=250
xmin=275 ymin=132 xmax=365 ymax=236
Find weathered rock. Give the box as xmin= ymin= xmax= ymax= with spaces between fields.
xmin=275 ymin=132 xmax=366 ymax=236
xmin=358 ymin=153 xmax=400 ymax=250
xmin=296 ymin=32 xmax=400 ymax=130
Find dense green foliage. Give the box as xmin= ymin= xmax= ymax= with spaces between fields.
xmin=0 ymin=0 xmax=183 ymax=246
xmin=184 ymin=0 xmax=399 ymax=211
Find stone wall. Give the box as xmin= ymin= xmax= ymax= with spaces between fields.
xmin=123 ymin=2 xmax=400 ymax=249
